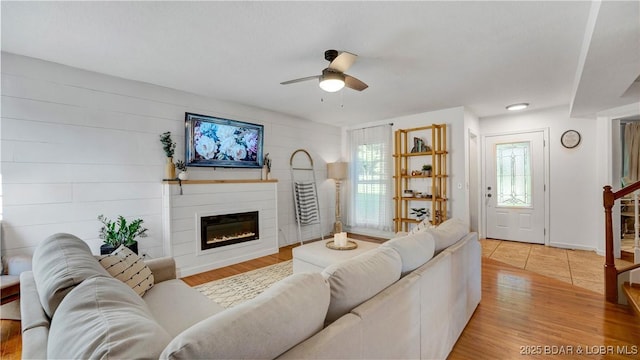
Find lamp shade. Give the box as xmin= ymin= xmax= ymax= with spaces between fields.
xmin=328 ymin=162 xmax=348 ymax=180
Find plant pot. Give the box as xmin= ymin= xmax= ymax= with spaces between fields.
xmin=165 ymin=157 xmax=176 ymax=179
xmin=178 ymin=171 xmax=188 ymax=180
xmin=100 ymin=241 xmax=139 ymax=255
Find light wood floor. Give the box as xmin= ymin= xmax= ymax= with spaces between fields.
xmin=2 ymin=235 xmax=639 ymax=359
xmin=481 ymin=238 xmax=633 ymax=295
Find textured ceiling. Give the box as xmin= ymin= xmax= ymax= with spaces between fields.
xmin=2 ymin=1 xmax=638 ymax=126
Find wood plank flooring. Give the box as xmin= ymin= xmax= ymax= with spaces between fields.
xmin=449 ymin=258 xmax=640 ymax=359
xmin=2 ymin=235 xmax=639 ymax=359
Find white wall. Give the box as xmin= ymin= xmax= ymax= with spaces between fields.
xmin=480 ymin=106 xmax=599 ymax=251
xmin=0 ymin=52 xmax=340 ymax=258
xmin=464 ymin=110 xmax=481 ymax=233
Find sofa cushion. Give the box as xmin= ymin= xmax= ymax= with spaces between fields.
xmin=381 ymin=231 xmax=435 ymax=276
xmin=48 ymin=276 xmax=172 ymax=359
xmin=161 ymin=272 xmax=330 ymax=360
xmin=427 ymin=218 xmax=469 ymax=253
xmin=143 ymin=279 xmax=225 ymax=337
xmin=322 ymin=247 xmax=402 ymax=325
xmin=98 ymin=245 xmax=154 ymax=296
xmin=32 ymin=233 xmax=110 ymax=318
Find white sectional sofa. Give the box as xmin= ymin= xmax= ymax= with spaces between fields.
xmin=21 ymin=218 xmax=480 ymax=359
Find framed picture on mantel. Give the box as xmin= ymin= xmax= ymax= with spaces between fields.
xmin=185 ymin=112 xmax=264 ymax=168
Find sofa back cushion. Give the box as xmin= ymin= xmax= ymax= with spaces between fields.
xmin=381 ymin=231 xmax=435 ymax=276
xmin=48 ymin=276 xmax=172 ymax=359
xmin=322 ymin=247 xmax=402 ymax=325
xmin=428 ymin=218 xmax=469 ymax=253
xmin=161 ymin=272 xmax=330 ymax=360
xmin=32 ymin=233 xmax=110 ymax=317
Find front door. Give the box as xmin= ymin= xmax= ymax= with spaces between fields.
xmin=484 ymin=131 xmax=545 ymax=244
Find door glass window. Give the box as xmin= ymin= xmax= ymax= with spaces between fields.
xmin=496 ymin=142 xmax=532 ymax=207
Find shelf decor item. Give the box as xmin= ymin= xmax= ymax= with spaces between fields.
xmin=422 ymin=164 xmax=432 ymax=176
xmin=262 ymin=153 xmax=272 ymax=180
xmin=98 ymin=215 xmax=148 ymax=255
xmin=175 ymin=160 xmax=188 ymax=180
xmin=160 ymin=131 xmax=177 ymax=179
xmin=411 ymin=208 xmax=427 ymax=220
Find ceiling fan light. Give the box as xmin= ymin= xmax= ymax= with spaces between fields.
xmin=506 ymin=103 xmax=529 ymax=111
xmin=319 ymin=70 xmax=345 ymax=92
xmin=319 ymin=78 xmax=345 ymax=92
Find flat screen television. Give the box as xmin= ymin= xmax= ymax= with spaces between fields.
xmin=185 ymin=112 xmax=264 ymax=168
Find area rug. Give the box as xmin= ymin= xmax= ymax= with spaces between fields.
xmin=194 ymin=260 xmax=293 ymax=308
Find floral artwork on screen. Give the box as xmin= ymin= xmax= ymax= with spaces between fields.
xmin=185 ymin=113 xmax=264 ymax=168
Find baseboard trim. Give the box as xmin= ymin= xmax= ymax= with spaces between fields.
xmin=548 ymin=241 xmax=598 ymax=253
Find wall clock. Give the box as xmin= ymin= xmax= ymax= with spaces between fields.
xmin=561 ymin=130 xmax=581 ymax=149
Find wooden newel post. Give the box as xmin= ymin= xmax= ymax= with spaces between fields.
xmin=603 ymin=185 xmax=618 ymax=303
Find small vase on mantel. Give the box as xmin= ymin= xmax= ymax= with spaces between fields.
xmin=165 ymin=157 xmax=176 ymax=179
xmin=261 ymin=165 xmax=269 ymax=181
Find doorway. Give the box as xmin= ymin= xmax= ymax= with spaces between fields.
xmin=468 ymin=131 xmax=479 ymax=233
xmin=484 ymin=130 xmax=547 ymax=244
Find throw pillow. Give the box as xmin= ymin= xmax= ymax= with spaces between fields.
xmin=408 ymin=217 xmax=437 ymax=235
xmin=98 ymin=245 xmax=154 ymax=296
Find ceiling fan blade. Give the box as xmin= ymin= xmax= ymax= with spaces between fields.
xmin=280 ymin=75 xmax=320 ymax=85
xmin=328 ymin=51 xmax=357 ymax=73
xmin=344 ymin=75 xmax=368 ymax=91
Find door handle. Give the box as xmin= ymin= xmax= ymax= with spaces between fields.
xmin=487 ymin=194 xmax=492 ymax=198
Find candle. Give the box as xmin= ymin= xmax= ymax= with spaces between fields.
xmin=338 ymin=232 xmax=348 ymax=247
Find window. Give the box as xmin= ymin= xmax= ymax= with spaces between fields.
xmin=496 ymin=141 xmax=532 ymax=207
xmin=347 ymin=125 xmax=393 ymax=231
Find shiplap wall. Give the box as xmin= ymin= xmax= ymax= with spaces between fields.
xmin=0 ymin=52 xmax=340 ymax=258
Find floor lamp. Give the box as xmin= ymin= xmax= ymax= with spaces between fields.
xmin=328 ymin=161 xmax=348 ymax=234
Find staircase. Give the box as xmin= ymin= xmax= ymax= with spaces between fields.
xmin=603 ymin=181 xmax=640 ymax=311
xmin=623 ymin=283 xmax=640 ymax=316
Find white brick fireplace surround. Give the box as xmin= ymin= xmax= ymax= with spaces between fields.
xmin=162 ymin=180 xmax=278 ymax=277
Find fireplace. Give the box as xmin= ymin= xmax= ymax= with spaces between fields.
xmin=200 ymin=211 xmax=259 ymax=251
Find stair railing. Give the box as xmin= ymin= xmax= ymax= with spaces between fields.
xmin=603 ymin=180 xmax=640 ymax=303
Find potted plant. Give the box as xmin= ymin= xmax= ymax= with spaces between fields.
xmin=422 ymin=164 xmax=432 ymax=177
xmin=98 ymin=214 xmax=148 ymax=255
xmin=175 ymin=160 xmax=188 ymax=180
xmin=160 ymin=131 xmax=177 ymax=179
xmin=410 ymin=207 xmax=428 ymax=221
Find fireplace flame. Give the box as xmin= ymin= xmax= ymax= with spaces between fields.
xmin=207 ymin=231 xmax=256 ymax=244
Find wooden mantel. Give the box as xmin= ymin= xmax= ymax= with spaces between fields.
xmin=163 ymin=179 xmax=278 ymax=184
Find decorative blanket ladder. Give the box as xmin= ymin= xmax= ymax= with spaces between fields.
xmin=290 ymin=149 xmax=324 ymax=245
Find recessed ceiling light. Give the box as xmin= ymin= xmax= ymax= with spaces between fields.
xmin=506 ymin=103 xmax=529 ymax=111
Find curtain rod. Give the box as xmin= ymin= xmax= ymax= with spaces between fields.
xmin=350 ymin=123 xmax=394 ymax=131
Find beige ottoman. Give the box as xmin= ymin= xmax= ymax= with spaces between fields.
xmin=293 ymin=239 xmax=380 ymax=273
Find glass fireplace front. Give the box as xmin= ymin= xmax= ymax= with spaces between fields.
xmin=200 ymin=211 xmax=259 ymax=250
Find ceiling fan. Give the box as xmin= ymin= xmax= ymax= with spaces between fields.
xmin=281 ymin=49 xmax=368 ymax=92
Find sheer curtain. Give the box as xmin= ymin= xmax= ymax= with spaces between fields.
xmin=624 ymin=122 xmax=640 ymax=183
xmin=346 ymin=124 xmax=393 ymax=232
